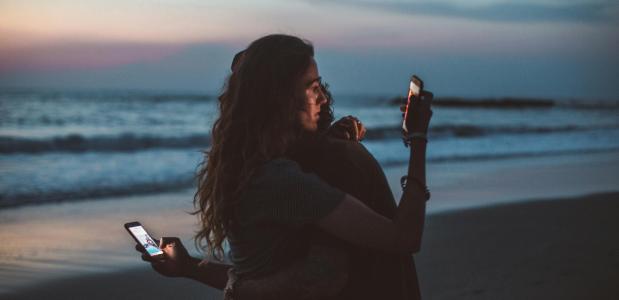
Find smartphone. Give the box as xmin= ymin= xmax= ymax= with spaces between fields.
xmin=124 ymin=221 xmax=164 ymax=258
xmin=402 ymin=75 xmax=424 ymax=134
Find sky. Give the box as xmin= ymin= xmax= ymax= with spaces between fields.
xmin=0 ymin=0 xmax=618 ymax=99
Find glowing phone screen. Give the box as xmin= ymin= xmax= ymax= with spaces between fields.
xmin=410 ymin=80 xmax=421 ymax=96
xmin=129 ymin=226 xmax=164 ymax=256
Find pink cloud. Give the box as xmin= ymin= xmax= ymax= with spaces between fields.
xmin=0 ymin=41 xmax=187 ymax=73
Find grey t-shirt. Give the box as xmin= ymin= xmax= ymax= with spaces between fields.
xmin=227 ymin=158 xmax=345 ymax=278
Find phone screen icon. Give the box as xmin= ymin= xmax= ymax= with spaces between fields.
xmin=128 ymin=226 xmax=164 ymax=256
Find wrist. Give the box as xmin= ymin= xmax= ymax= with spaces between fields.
xmin=408 ymin=131 xmax=426 ymax=137
xmin=400 ymin=175 xmax=430 ymax=201
xmin=403 ymin=133 xmax=428 ymax=147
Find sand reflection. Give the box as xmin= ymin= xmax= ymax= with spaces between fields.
xmin=0 ymin=189 xmax=197 ymax=294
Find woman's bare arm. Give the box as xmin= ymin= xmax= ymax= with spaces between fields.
xmin=317 ymin=91 xmax=432 ymax=254
xmin=316 ymin=141 xmax=426 ymax=254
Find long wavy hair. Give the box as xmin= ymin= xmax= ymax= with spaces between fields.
xmin=194 ymin=34 xmax=315 ymax=259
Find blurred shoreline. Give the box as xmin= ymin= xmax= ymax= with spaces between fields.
xmin=3 ymin=89 xmax=619 ymax=208
xmin=1 ymin=150 xmax=617 ymax=297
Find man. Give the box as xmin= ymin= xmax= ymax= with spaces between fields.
xmin=288 ymin=83 xmax=421 ymax=299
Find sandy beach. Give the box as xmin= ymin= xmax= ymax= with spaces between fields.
xmin=4 ymin=192 xmax=618 ymax=300
xmin=416 ymin=191 xmax=619 ymax=300
xmin=1 ymin=151 xmax=618 ymax=299
xmin=2 ymin=0 xmax=618 ymax=298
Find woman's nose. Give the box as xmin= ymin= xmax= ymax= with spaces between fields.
xmin=317 ymin=90 xmax=328 ymax=105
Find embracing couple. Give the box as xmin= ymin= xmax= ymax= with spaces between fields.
xmin=136 ymin=34 xmax=433 ymax=300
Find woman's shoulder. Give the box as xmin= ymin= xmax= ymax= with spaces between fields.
xmin=256 ymin=158 xmax=302 ymax=178
xmin=239 ymin=157 xmax=345 ymax=224
xmin=248 ymin=158 xmax=309 ymax=191
xmin=249 ymin=157 xmax=346 ymax=197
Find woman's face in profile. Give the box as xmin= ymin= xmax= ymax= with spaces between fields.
xmin=298 ymin=58 xmax=327 ymax=132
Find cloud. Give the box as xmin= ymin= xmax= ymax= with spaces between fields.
xmin=0 ymin=43 xmax=238 ymax=92
xmin=0 ymin=40 xmax=186 ymax=73
xmin=311 ymin=0 xmax=618 ymax=23
xmin=1 ymin=40 xmax=617 ymax=99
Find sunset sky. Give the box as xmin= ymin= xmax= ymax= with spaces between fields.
xmin=1 ymin=0 xmax=617 ymax=99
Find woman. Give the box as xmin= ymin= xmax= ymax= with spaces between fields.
xmin=196 ymin=34 xmax=432 ymax=298
xmin=137 ymin=34 xmax=432 ymax=299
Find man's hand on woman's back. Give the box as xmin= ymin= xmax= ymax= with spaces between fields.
xmin=327 ymin=115 xmax=366 ymax=141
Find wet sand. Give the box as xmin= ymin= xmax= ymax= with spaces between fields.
xmin=1 ymin=151 xmax=618 ymax=299
xmin=415 ymin=191 xmax=619 ymax=300
xmin=4 ymin=191 xmax=619 ymax=300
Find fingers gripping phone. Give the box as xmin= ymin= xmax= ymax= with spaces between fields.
xmin=402 ymin=75 xmax=424 ymax=134
xmin=124 ymin=221 xmax=164 ymax=258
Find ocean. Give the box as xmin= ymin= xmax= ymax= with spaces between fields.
xmin=1 ymin=88 xmax=618 ymax=208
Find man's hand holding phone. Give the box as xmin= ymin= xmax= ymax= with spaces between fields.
xmin=125 ymin=222 xmax=200 ymax=278
xmin=126 ymin=222 xmax=230 ymax=290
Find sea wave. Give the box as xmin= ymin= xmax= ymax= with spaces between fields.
xmin=364 ymin=124 xmax=619 ymax=140
xmin=388 ymin=96 xmax=555 ymax=108
xmin=2 ymin=146 xmax=618 ymax=209
xmin=0 ymin=133 xmax=211 ymax=153
xmin=381 ymin=147 xmax=619 ymax=167
xmin=557 ymin=99 xmax=619 ymax=110
xmin=3 ymin=123 xmax=618 ymax=153
xmin=388 ymin=97 xmax=619 ymax=110
xmin=0 ymin=178 xmax=194 ymax=209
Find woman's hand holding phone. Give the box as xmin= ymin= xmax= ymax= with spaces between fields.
xmin=135 ymin=236 xmax=199 ymax=278
xmin=404 ymin=90 xmax=433 ymax=134
xmin=401 ymin=75 xmax=433 ymax=136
